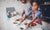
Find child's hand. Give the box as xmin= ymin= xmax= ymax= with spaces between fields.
xmin=26 ymin=23 xmax=30 ymax=29
xmin=17 ymin=17 xmax=23 ymax=21
xmin=24 ymin=23 xmax=28 ymax=25
xmin=20 ymin=20 xmax=24 ymax=23
xmin=17 ymin=20 xmax=24 ymax=25
xmin=21 ymin=14 xmax=23 ymax=16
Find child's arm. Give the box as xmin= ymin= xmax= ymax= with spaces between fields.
xmin=27 ymin=14 xmax=32 ymax=19
xmin=20 ymin=11 xmax=32 ymax=23
xmin=28 ymin=16 xmax=37 ymax=25
xmin=28 ymin=11 xmax=41 ymax=25
xmin=26 ymin=11 xmax=41 ymax=29
xmin=26 ymin=16 xmax=37 ymax=29
xmin=21 ymin=9 xmax=25 ymax=16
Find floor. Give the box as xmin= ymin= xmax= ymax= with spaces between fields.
xmin=0 ymin=0 xmax=50 ymax=30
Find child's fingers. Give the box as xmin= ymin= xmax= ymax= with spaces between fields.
xmin=17 ymin=18 xmax=22 ymax=21
xmin=26 ymin=26 xmax=29 ymax=29
xmin=20 ymin=20 xmax=24 ymax=23
xmin=26 ymin=25 xmax=29 ymax=29
xmin=24 ymin=23 xmax=28 ymax=25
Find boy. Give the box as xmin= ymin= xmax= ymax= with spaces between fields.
xmin=21 ymin=0 xmax=32 ymax=16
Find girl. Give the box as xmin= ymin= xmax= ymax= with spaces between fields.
xmin=26 ymin=1 xmax=42 ymax=29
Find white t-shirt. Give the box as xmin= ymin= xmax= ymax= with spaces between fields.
xmin=16 ymin=1 xmax=31 ymax=15
xmin=23 ymin=2 xmax=31 ymax=15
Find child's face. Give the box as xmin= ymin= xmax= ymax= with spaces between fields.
xmin=22 ymin=0 xmax=24 ymax=2
xmin=32 ymin=2 xmax=39 ymax=10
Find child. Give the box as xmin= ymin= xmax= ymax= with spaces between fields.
xmin=20 ymin=0 xmax=31 ymax=16
xmin=26 ymin=1 xmax=42 ymax=29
